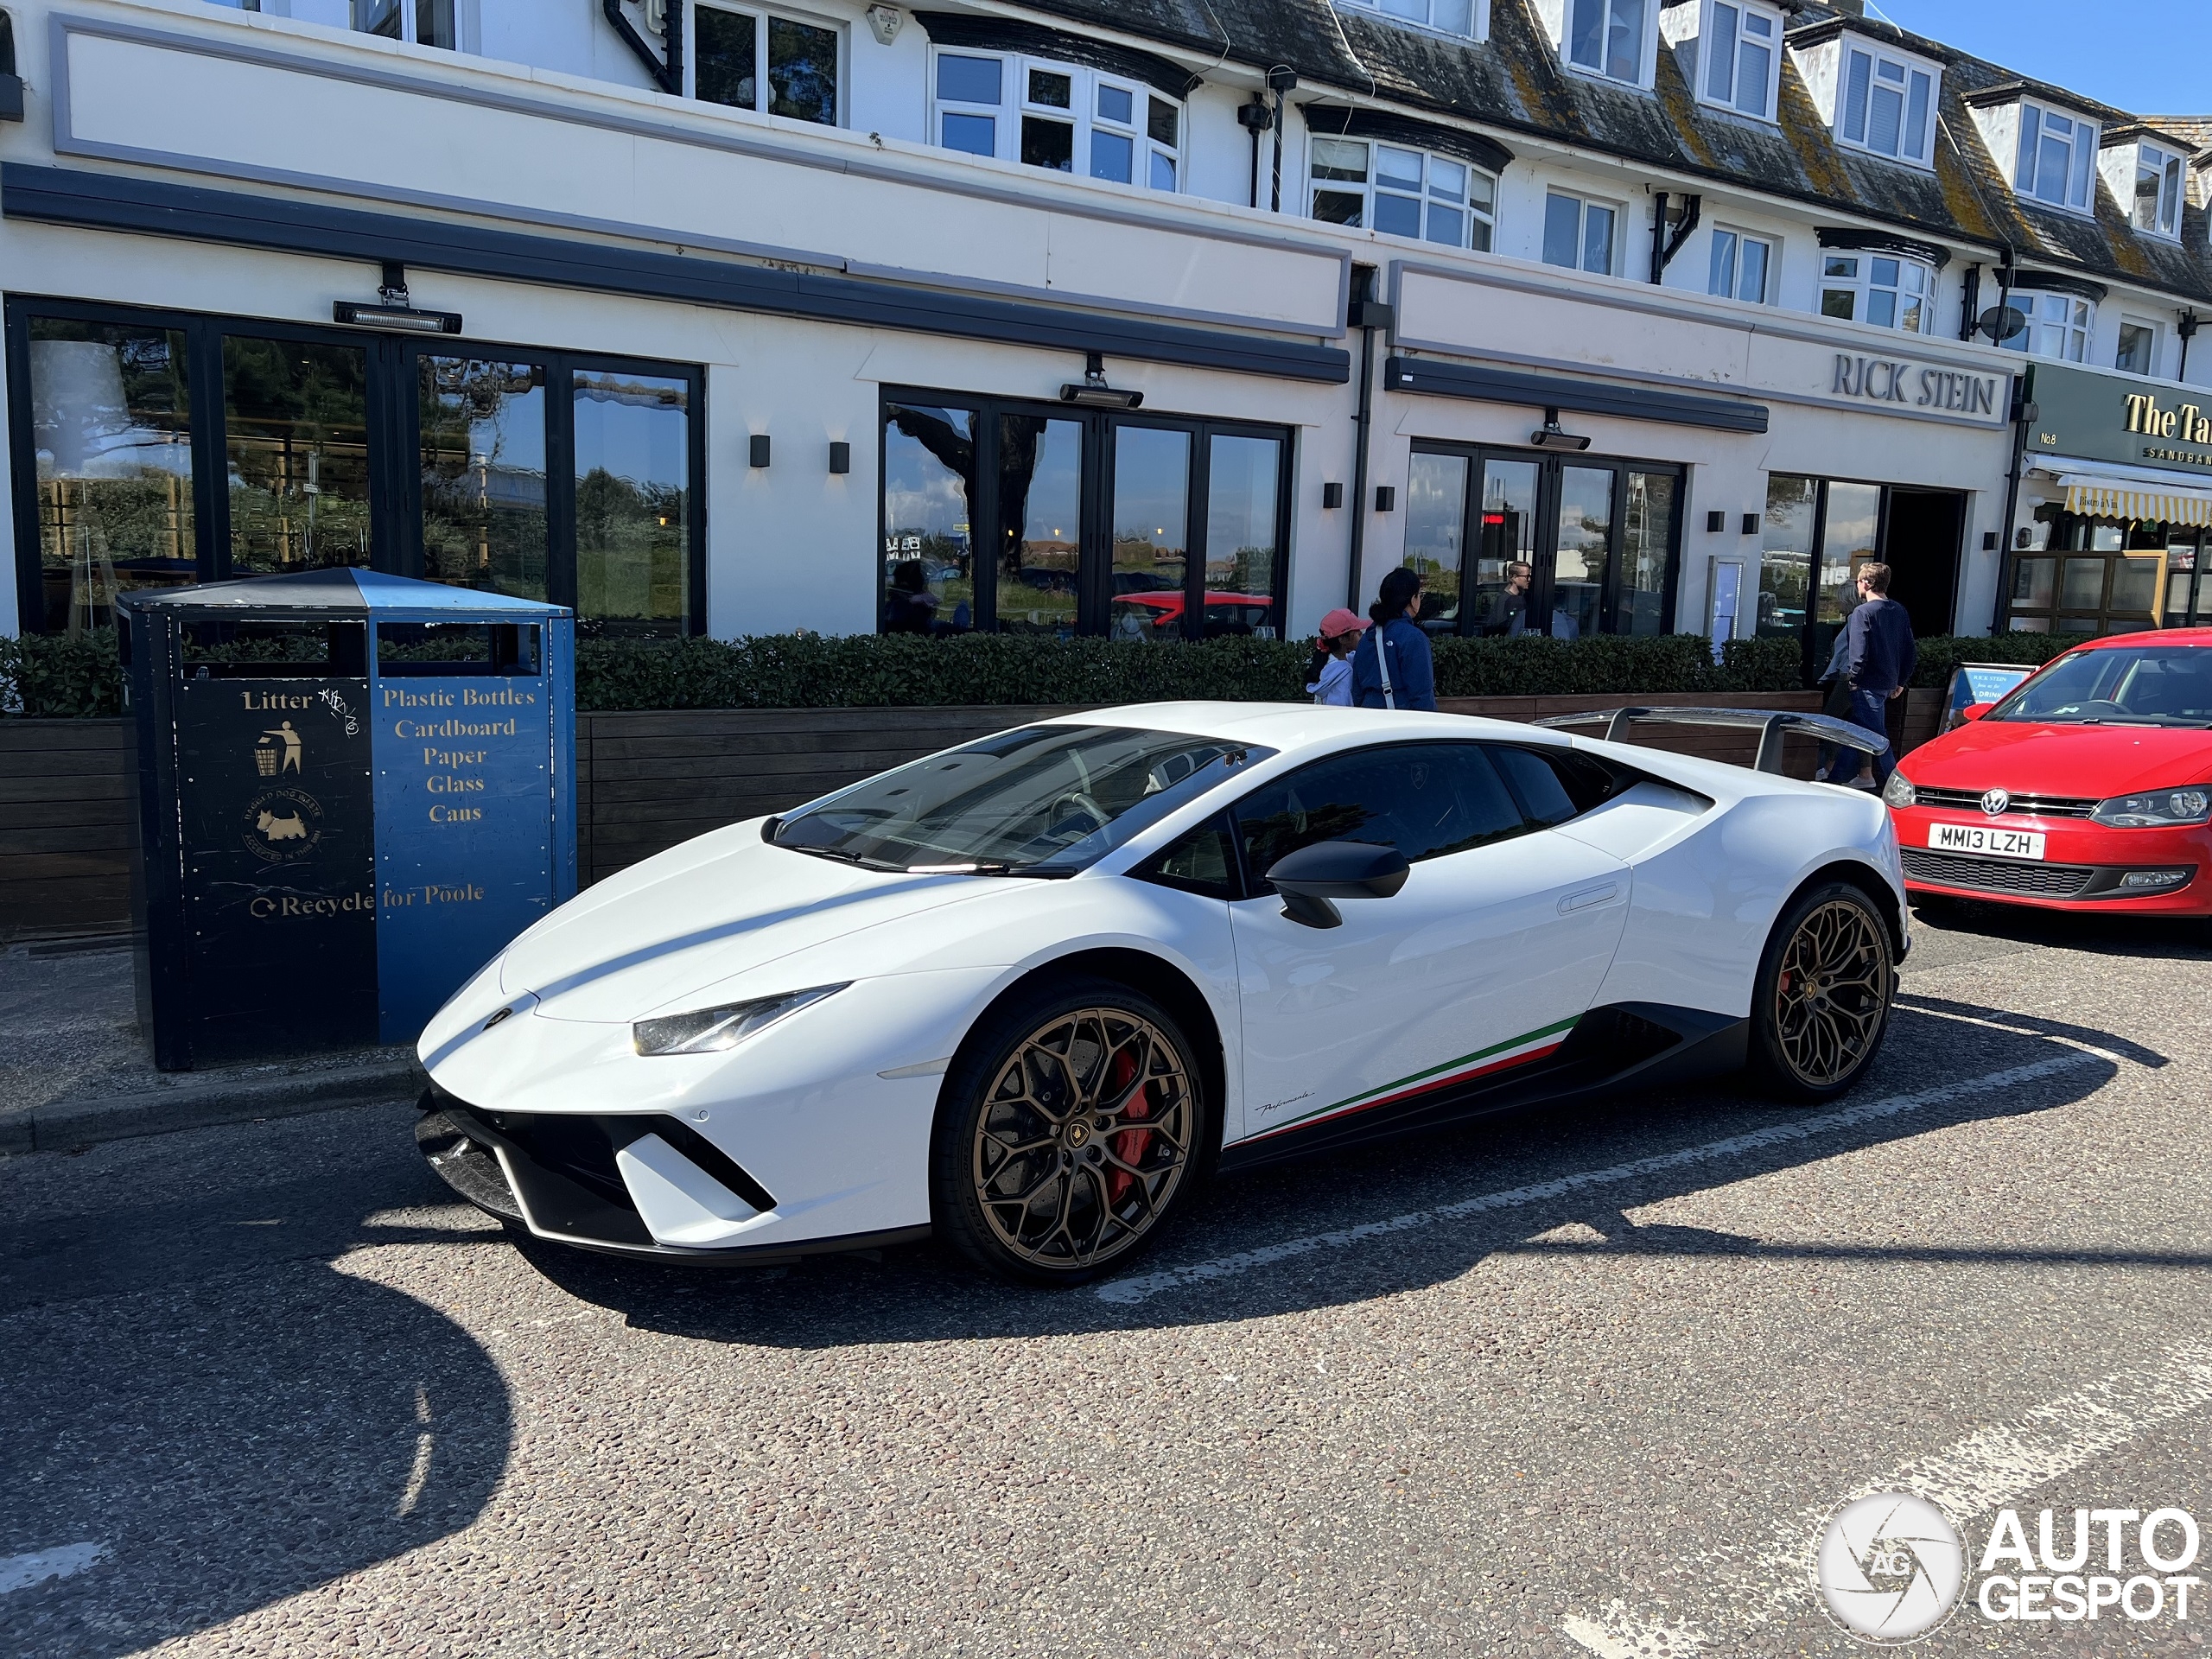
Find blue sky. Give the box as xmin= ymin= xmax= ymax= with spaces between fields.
xmin=1873 ymin=1 xmax=2210 ymax=115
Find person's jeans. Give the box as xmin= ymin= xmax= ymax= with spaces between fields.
xmin=1833 ymin=686 xmax=1896 ymax=785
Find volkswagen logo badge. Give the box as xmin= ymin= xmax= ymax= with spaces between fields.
xmin=1980 ymin=788 xmax=2010 ymax=817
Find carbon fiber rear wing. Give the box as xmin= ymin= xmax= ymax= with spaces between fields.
xmin=1530 ymin=706 xmax=1889 ymax=775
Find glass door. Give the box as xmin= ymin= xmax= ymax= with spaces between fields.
xmin=1474 ymin=457 xmax=1541 ymax=635
xmin=1551 ymin=466 xmax=1614 ymax=640
xmin=1105 ymin=424 xmax=1192 ymax=642
xmin=998 ymin=412 xmax=1084 ymax=637
xmin=1404 ymin=451 xmax=1470 ymax=635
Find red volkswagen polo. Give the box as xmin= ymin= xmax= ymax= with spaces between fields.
xmin=1885 ymin=630 xmax=2212 ymax=912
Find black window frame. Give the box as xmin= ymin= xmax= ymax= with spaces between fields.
xmin=1403 ymin=439 xmax=1685 ymax=640
xmin=876 ymin=384 xmax=1293 ymax=641
xmin=8 ymin=295 xmax=708 ymax=636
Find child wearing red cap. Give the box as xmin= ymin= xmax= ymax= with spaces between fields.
xmin=1305 ymin=607 xmax=1368 ymax=706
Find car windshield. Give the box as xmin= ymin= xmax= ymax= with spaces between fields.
xmin=772 ymin=726 xmax=1271 ymax=875
xmin=1990 ymin=645 xmax=2212 ymax=728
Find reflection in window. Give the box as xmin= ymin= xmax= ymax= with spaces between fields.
xmin=224 ymin=336 xmax=373 ymax=578
xmin=1618 ymin=471 xmax=1674 ymax=636
xmin=1405 ymin=451 xmax=1470 ymax=636
xmin=1567 ymin=0 xmax=1646 ymax=83
xmin=930 ymin=51 xmax=1176 ymax=190
xmin=1308 ymin=138 xmax=1496 ymax=251
xmin=1813 ymin=480 xmax=1881 ymax=675
xmin=882 ymin=404 xmax=976 ymax=634
xmin=351 ymin=0 xmax=454 ymax=48
xmin=573 ymin=370 xmax=690 ymax=637
xmin=1542 ymin=192 xmax=1616 ymax=275
xmin=1203 ymin=435 xmax=1281 ymax=639
xmin=1820 ymin=255 xmax=1931 ymax=334
xmin=2117 ymin=321 xmax=2158 ymax=377
xmin=1108 ymin=427 xmax=1191 ymax=643
xmin=2013 ymin=101 xmax=2097 ymax=213
xmin=1757 ymin=474 xmax=1815 ymax=639
xmin=2001 ymin=291 xmax=2093 ymax=363
xmin=419 ymin=358 xmax=548 ymax=602
xmin=693 ymin=6 xmax=837 ymax=125
xmin=1236 ymin=744 xmax=1526 ymax=872
xmin=1708 ymin=228 xmax=1772 ymax=304
xmin=29 ymin=320 xmax=196 ymax=633
xmin=1552 ymin=466 xmax=1611 ymax=640
xmin=1475 ymin=460 xmax=1540 ymax=635
xmin=996 ymin=414 xmax=1083 ymax=637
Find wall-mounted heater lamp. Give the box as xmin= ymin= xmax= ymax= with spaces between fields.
xmin=1060 ymin=352 xmax=1143 ymax=410
xmin=334 ymin=262 xmax=461 ymax=334
xmin=1529 ymin=409 xmax=1591 ymax=451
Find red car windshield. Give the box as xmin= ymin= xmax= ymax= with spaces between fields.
xmin=1991 ymin=645 xmax=2212 ymax=728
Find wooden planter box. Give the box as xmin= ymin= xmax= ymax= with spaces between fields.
xmin=2 ymin=690 xmax=1839 ymax=940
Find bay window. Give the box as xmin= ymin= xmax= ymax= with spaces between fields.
xmin=2003 ymin=290 xmax=2094 ymax=362
xmin=1698 ymin=0 xmax=1781 ymax=120
xmin=695 ymin=5 xmax=840 ymax=127
xmin=1566 ymin=0 xmax=1649 ymax=84
xmin=1708 ymin=228 xmax=1774 ymax=303
xmin=1310 ymin=139 xmax=1497 ymax=251
xmin=1820 ymin=254 xmax=1932 ymax=334
xmin=1838 ymin=45 xmax=1936 ymax=166
xmin=1336 ymin=0 xmax=1485 ymax=40
xmin=1543 ymin=192 xmax=1618 ymax=276
xmin=933 ymin=53 xmax=1179 ymax=190
xmin=2014 ymin=101 xmax=2098 ymax=213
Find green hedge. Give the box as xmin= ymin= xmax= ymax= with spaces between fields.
xmin=0 ymin=625 xmax=2090 ymax=718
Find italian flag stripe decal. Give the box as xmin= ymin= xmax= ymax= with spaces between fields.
xmin=1247 ymin=1016 xmax=1581 ymax=1142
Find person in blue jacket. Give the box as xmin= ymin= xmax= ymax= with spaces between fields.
xmin=1349 ymin=567 xmax=1437 ymax=710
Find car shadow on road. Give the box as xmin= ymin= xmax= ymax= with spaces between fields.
xmin=1910 ymin=896 xmax=2212 ymax=962
xmin=521 ymin=998 xmax=2166 ymax=1351
xmin=0 ymin=1117 xmax=513 ymax=1659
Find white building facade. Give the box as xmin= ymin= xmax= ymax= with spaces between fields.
xmin=9 ymin=0 xmax=2209 ymax=680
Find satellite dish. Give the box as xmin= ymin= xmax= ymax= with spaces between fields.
xmin=1978 ymin=304 xmax=2027 ymax=344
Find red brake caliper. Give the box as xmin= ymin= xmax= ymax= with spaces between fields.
xmin=1105 ymin=1047 xmax=1150 ymax=1207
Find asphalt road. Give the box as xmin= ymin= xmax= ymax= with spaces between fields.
xmin=3 ymin=899 xmax=2209 ymax=1657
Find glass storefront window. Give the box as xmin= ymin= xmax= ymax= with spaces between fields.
xmin=1405 ymin=451 xmax=1470 ymax=636
xmin=2061 ymin=556 xmax=2106 ymax=611
xmin=1618 ymin=471 xmax=1674 ymax=636
xmin=27 ymin=319 xmax=195 ymax=634
xmin=1811 ymin=480 xmax=1880 ymax=674
xmin=1473 ymin=459 xmax=1540 ymax=635
xmin=573 ymin=369 xmax=692 ymax=638
xmin=223 ymin=336 xmax=373 ymax=578
xmin=882 ymin=403 xmax=976 ymax=634
xmin=1202 ymin=434 xmax=1281 ymax=639
xmin=1552 ymin=466 xmax=1613 ymax=640
xmin=1756 ymin=474 xmax=1815 ymax=639
xmin=418 ymin=357 xmax=548 ymax=602
xmin=1000 ymin=413 xmax=1083 ymax=637
xmin=2012 ymin=556 xmax=2056 ymax=610
xmin=2110 ymin=556 xmax=2160 ymax=616
xmin=1108 ymin=426 xmax=1191 ymax=643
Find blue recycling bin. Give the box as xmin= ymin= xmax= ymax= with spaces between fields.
xmin=119 ymin=569 xmax=575 ymax=1070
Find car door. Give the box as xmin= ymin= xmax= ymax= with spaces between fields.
xmin=1225 ymin=741 xmax=1630 ymax=1153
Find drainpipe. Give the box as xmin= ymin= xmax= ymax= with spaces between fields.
xmin=1344 ymin=277 xmax=1390 ymax=612
xmin=1991 ymin=368 xmax=2035 ymax=636
xmin=602 ymin=0 xmax=683 ymax=95
xmin=1268 ymin=67 xmax=1297 ymax=213
xmin=2182 ymin=309 xmax=2202 ymax=380
xmin=1237 ymin=99 xmax=1272 ymax=212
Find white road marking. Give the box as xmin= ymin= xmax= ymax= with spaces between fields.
xmin=1563 ymin=1339 xmax=2212 ymax=1656
xmin=1096 ymin=1052 xmax=2102 ymax=1306
xmin=0 ymin=1542 xmax=107 ymax=1596
xmin=397 ymin=1383 xmax=433 ymax=1517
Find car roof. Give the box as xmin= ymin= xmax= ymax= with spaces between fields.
xmin=2072 ymin=628 xmax=2212 ymax=650
xmin=1032 ymin=701 xmax=1576 ymax=749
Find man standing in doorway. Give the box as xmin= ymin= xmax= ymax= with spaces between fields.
xmin=1834 ymin=562 xmax=1914 ymax=788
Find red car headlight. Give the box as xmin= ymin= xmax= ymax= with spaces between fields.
xmin=2090 ymin=788 xmax=2212 ymax=829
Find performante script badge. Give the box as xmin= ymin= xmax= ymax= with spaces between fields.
xmin=1817 ymin=1491 xmax=1967 ymax=1643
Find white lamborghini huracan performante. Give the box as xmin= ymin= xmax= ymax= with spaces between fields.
xmin=416 ymin=703 xmax=1905 ymax=1285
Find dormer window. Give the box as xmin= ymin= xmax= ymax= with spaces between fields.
xmin=2134 ymin=139 xmax=2186 ymax=238
xmin=1567 ymin=0 xmax=1650 ymax=86
xmin=1836 ymin=43 xmax=1937 ymax=167
xmin=931 ymin=51 xmax=1179 ymax=192
xmin=1685 ymin=0 xmax=1782 ymax=121
xmin=2015 ymin=101 xmax=2099 ymax=214
xmin=1335 ymin=0 xmax=1485 ymax=42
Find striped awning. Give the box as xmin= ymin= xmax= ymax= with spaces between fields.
xmin=2061 ymin=479 xmax=2212 ymax=527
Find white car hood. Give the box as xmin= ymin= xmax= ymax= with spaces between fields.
xmin=499 ymin=821 xmax=997 ymax=1023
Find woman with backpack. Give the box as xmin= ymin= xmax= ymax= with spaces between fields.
xmin=1349 ymin=567 xmax=1437 ymax=711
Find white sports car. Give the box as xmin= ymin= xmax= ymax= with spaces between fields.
xmin=416 ymin=702 xmax=1904 ymax=1284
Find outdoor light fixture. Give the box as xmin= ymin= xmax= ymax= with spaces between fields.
xmin=1322 ymin=482 xmax=1344 ymax=509
xmin=1529 ymin=409 xmax=1592 ymax=451
xmin=1707 ymin=511 xmax=1726 ymax=533
xmin=829 ymin=442 xmax=851 ymax=475
xmin=1374 ymin=486 xmax=1395 ymax=512
xmin=333 ymin=262 xmax=461 ymax=334
xmin=749 ymin=434 xmax=772 ymax=468
xmin=1059 ymin=351 xmax=1143 ymax=410
xmin=1741 ymin=513 xmax=1758 ymax=535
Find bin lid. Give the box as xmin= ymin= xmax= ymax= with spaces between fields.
xmin=117 ymin=569 xmax=572 ymax=618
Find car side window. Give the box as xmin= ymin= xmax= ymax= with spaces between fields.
xmin=1134 ymin=813 xmax=1241 ymax=899
xmin=1230 ymin=743 xmax=1527 ymax=879
xmin=1490 ymin=745 xmax=1620 ymax=827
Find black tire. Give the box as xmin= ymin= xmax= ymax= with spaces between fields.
xmin=1746 ymin=880 xmax=1895 ymax=1102
xmin=931 ymin=976 xmax=1209 ymax=1287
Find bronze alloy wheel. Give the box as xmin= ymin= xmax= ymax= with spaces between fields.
xmin=969 ymin=1005 xmax=1194 ymax=1273
xmin=1771 ymin=896 xmax=1890 ymax=1089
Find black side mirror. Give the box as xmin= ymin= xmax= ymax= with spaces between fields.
xmin=1264 ymin=840 xmax=1410 ymax=929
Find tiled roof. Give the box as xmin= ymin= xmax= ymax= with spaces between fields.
xmin=1001 ymin=0 xmax=2212 ymax=305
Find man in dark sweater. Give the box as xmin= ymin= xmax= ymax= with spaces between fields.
xmin=1834 ymin=562 xmax=1916 ymax=788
